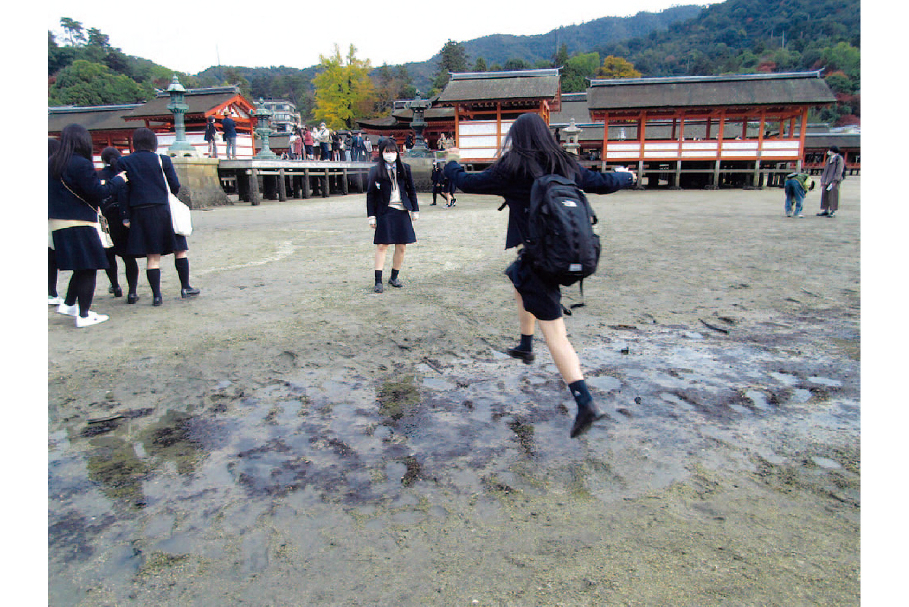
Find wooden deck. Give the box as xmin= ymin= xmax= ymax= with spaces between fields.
xmin=217 ymin=159 xmax=374 ymax=205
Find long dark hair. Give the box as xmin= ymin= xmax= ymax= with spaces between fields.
xmin=493 ymin=113 xmax=580 ymax=180
xmin=376 ymin=138 xmax=405 ymax=181
xmin=49 ymin=124 xmax=94 ymax=180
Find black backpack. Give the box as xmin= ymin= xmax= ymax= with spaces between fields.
xmin=523 ymin=174 xmax=601 ymax=287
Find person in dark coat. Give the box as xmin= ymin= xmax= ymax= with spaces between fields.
xmin=222 ymin=114 xmax=237 ymax=159
xmin=443 ymin=112 xmax=636 ymax=438
xmin=98 ymin=147 xmax=140 ymax=299
xmin=48 ymin=124 xmax=127 ymax=327
xmin=366 ymin=138 xmax=419 ymax=293
xmin=117 ymin=127 xmax=200 ymax=306
xmin=49 ymin=137 xmax=63 ymax=306
xmin=204 ymin=116 xmax=219 ymax=158
xmin=430 ymin=162 xmax=452 ymax=206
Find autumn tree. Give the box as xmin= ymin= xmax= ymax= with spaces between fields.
xmin=597 ymin=55 xmax=641 ymax=79
xmin=313 ymin=44 xmax=374 ymax=130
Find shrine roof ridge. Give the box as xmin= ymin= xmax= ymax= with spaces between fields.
xmin=589 ymin=70 xmax=825 ymax=87
xmin=152 ymin=85 xmax=241 ymax=98
xmin=448 ymin=68 xmax=560 ymax=80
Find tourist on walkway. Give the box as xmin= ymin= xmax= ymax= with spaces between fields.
xmin=366 ymin=139 xmax=419 ymax=293
xmin=817 ymin=146 xmax=845 ymax=217
xmin=314 ymin=123 xmax=331 ymax=160
xmin=303 ymin=126 xmax=314 ymax=160
xmin=48 ymin=124 xmax=127 ymax=327
xmin=443 ymin=112 xmax=636 ymax=438
xmin=204 ymin=116 xmax=219 ymax=158
xmin=117 ymin=128 xmax=200 ymax=306
xmin=98 ymin=147 xmax=138 ymax=298
xmin=783 ymin=171 xmax=814 ymax=218
xmin=222 ymin=114 xmax=238 ymax=159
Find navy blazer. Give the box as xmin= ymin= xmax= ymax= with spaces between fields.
xmin=116 ymin=151 xmax=180 ymax=222
xmin=366 ymin=162 xmax=419 ymax=217
xmin=222 ymin=117 xmax=237 ymax=138
xmin=444 ymin=160 xmax=633 ymax=249
xmin=49 ymin=155 xmax=124 ymax=222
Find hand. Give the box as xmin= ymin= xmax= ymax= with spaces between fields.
xmin=369 ymin=217 xmax=376 ymax=229
xmin=614 ymin=166 xmax=637 ymax=184
xmin=117 ymin=171 xmax=128 ymax=183
xmin=826 ymin=184 xmax=833 ymax=191
xmin=123 ymin=220 xmax=130 ymax=228
xmin=411 ymin=211 xmax=419 ymax=221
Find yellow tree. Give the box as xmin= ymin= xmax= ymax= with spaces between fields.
xmin=313 ymin=44 xmax=375 ymax=130
xmin=597 ymin=55 xmax=642 ymax=79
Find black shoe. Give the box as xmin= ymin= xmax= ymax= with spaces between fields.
xmin=570 ymin=402 xmax=604 ymax=439
xmin=127 ymin=293 xmax=139 ymax=304
xmin=181 ymin=287 xmax=200 ymax=298
xmin=388 ymin=277 xmax=404 ymax=288
xmin=112 ymin=285 xmax=122 ymax=297
xmin=827 ymin=211 xmax=836 ymax=218
xmin=506 ymin=347 xmax=535 ymax=364
xmin=430 ymin=202 xmax=437 ymax=205
xmin=153 ymin=295 xmax=163 ymax=306
xmin=374 ymin=282 xmax=384 ymax=293
xmin=816 ymin=211 xmax=829 ymax=216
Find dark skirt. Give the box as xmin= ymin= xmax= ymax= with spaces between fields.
xmin=505 ymin=253 xmax=562 ymax=321
xmin=125 ymin=204 xmax=188 ymax=257
xmin=101 ymin=203 xmax=133 ymax=257
xmin=374 ymin=208 xmax=417 ymax=245
xmin=52 ymin=226 xmax=110 ymax=271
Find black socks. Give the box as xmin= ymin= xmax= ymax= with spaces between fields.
xmin=175 ymin=257 xmax=191 ymax=289
xmin=146 ymin=268 xmax=161 ymax=297
xmin=568 ymin=380 xmax=593 ymax=408
xmin=390 ymin=268 xmax=400 ymax=282
xmin=518 ymin=333 xmax=533 ymax=352
xmin=375 ymin=270 xmax=382 ymax=285
xmin=568 ymin=379 xmax=602 ymax=438
xmin=124 ymin=257 xmax=139 ymax=295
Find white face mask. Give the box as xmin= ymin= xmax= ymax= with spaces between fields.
xmin=383 ymin=152 xmax=398 ymax=164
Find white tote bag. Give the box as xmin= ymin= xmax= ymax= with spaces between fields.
xmin=158 ymin=155 xmax=193 ymax=236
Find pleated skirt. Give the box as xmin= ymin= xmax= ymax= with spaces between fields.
xmin=374 ymin=208 xmax=416 ymax=245
xmin=125 ymin=205 xmax=188 ymax=257
xmin=51 ymin=226 xmax=109 ymax=271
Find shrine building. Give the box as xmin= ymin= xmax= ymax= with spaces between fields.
xmin=583 ymin=71 xmax=837 ymax=187
xmin=48 ymin=86 xmax=258 ymax=162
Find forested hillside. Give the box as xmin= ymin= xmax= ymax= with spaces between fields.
xmin=48 ymin=0 xmax=860 ymax=126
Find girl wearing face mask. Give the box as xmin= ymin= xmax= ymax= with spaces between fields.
xmin=366 ymin=139 xmax=419 ymax=293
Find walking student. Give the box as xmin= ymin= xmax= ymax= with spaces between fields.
xmin=116 ymin=127 xmax=200 ymax=306
xmin=366 ymin=139 xmax=419 ymax=293
xmin=444 ymin=112 xmax=636 ymax=438
xmin=48 ymin=124 xmax=128 ymax=327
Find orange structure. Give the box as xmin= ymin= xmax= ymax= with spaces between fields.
xmin=585 ymin=72 xmax=836 ymax=188
xmin=436 ymin=69 xmax=562 ymax=164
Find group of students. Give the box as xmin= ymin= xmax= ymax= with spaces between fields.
xmin=366 ymin=113 xmax=637 ymax=439
xmin=49 ymin=124 xmax=200 ymax=328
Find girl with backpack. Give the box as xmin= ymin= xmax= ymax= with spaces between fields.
xmin=443 ymin=112 xmax=636 ymax=438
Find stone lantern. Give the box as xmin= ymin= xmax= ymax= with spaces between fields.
xmin=166 ymin=76 xmax=196 ymax=156
xmin=404 ymin=92 xmax=433 ymax=158
xmin=253 ymin=98 xmax=277 ymax=159
xmin=563 ymin=118 xmax=582 ymax=156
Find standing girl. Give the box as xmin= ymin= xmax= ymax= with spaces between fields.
xmin=366 ymin=139 xmax=419 ymax=293
xmin=444 ymin=112 xmax=636 ymax=438
xmin=98 ymin=147 xmax=138 ymax=299
xmin=48 ymin=124 xmax=127 ymax=327
xmin=117 ymin=127 xmax=200 ymax=306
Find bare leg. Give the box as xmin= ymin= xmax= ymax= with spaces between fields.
xmin=374 ymin=244 xmax=389 ymax=271
xmin=392 ymin=244 xmax=406 ymax=270
xmin=538 ymin=317 xmax=583 ymax=384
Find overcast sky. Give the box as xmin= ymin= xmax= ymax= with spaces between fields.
xmin=45 ymin=1 xmax=705 ymax=74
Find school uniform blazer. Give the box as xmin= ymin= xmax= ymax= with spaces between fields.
xmin=444 ymin=159 xmax=633 ymax=249
xmin=49 ymin=155 xmax=124 ymax=222
xmin=115 ymin=151 xmax=180 ymax=223
xmin=366 ymin=162 xmax=420 ymax=218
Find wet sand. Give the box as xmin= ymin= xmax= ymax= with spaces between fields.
xmin=48 ymin=178 xmax=860 ymax=605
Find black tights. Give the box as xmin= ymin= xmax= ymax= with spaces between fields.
xmin=48 ymin=248 xmax=58 ymax=297
xmin=104 ymin=251 xmax=139 ymax=294
xmin=64 ymin=269 xmax=96 ymax=317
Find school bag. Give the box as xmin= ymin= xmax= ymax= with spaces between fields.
xmin=524 ymin=173 xmax=601 ymax=287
